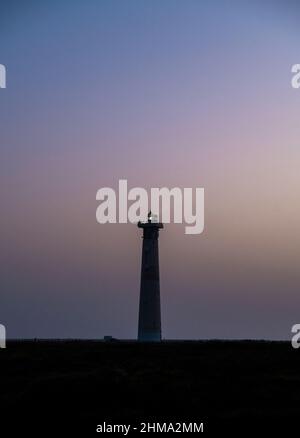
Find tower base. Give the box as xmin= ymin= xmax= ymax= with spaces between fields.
xmin=138 ymin=331 xmax=161 ymax=342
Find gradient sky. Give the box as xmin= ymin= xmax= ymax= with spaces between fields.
xmin=1 ymin=0 xmax=300 ymax=339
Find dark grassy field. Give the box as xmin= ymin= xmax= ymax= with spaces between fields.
xmin=1 ymin=340 xmax=299 ymax=434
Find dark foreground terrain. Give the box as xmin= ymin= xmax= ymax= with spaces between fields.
xmin=1 ymin=340 xmax=299 ymax=434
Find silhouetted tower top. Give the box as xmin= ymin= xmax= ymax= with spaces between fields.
xmin=138 ymin=211 xmax=163 ymax=234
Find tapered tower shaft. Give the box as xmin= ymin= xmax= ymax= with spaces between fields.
xmin=138 ymin=214 xmax=163 ymax=341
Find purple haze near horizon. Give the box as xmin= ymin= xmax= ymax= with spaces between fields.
xmin=1 ymin=0 xmax=300 ymax=339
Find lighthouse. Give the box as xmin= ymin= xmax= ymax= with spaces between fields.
xmin=137 ymin=212 xmax=163 ymax=342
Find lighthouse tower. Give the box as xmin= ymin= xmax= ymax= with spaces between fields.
xmin=137 ymin=212 xmax=163 ymax=342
